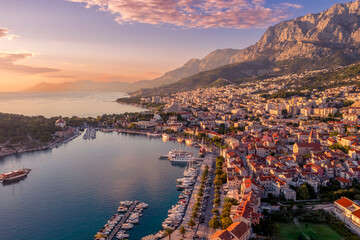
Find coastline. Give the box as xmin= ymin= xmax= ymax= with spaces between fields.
xmin=0 ymin=131 xmax=81 ymax=159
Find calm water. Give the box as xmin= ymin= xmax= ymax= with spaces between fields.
xmin=0 ymin=132 xmax=197 ymax=240
xmin=0 ymin=92 xmax=146 ymax=117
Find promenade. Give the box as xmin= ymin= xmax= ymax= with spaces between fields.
xmin=171 ymin=152 xmax=214 ymax=239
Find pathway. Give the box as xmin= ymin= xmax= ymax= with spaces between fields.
xmin=294 ymin=217 xmax=310 ymax=240
xmin=107 ymin=200 xmax=138 ymax=240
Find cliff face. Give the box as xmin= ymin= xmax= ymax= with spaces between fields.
xmin=230 ymin=0 xmax=360 ymax=63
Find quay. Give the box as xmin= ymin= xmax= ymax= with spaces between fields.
xmin=102 ymin=129 xmax=148 ymax=136
xmin=171 ymin=152 xmax=214 ymax=239
xmin=107 ymin=200 xmax=139 ymax=240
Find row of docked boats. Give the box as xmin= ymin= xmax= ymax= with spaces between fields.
xmin=163 ymin=163 xmax=199 ymax=230
xmin=94 ymin=200 xmax=148 ymax=240
xmin=83 ymin=128 xmax=96 ymax=140
xmin=95 ymin=213 xmax=124 ymax=239
xmin=141 ymin=162 xmax=199 ymax=240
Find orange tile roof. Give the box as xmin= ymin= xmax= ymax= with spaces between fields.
xmin=352 ymin=209 xmax=360 ymax=219
xmin=210 ymin=230 xmax=227 ymax=239
xmin=335 ymin=197 xmax=354 ymax=208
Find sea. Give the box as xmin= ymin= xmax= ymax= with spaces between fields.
xmin=0 ymin=131 xmax=197 ymax=240
xmin=0 ymin=92 xmax=146 ymax=117
xmin=0 ymin=92 xmax=194 ymax=239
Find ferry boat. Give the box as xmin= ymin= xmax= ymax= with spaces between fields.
xmin=0 ymin=168 xmax=31 ymax=182
xmin=168 ymin=149 xmax=195 ymax=163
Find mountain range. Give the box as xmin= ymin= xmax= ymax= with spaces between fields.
xmin=28 ymin=0 xmax=360 ymax=95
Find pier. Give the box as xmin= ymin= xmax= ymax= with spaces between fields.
xmin=101 ymin=128 xmax=148 ymax=136
xmin=107 ymin=200 xmax=139 ymax=240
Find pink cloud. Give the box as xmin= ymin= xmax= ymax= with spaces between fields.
xmin=0 ymin=27 xmax=18 ymax=40
xmin=67 ymin=0 xmax=302 ymax=29
xmin=0 ymin=52 xmax=60 ymax=74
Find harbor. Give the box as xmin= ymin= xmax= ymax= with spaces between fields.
xmin=94 ymin=200 xmax=150 ymax=240
xmin=141 ymin=149 xmax=214 ymax=240
xmin=0 ymin=131 xmax=195 ymax=240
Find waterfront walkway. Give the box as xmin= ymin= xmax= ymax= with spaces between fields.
xmin=171 ymin=153 xmax=214 ymax=239
xmin=107 ymin=200 xmax=138 ymax=240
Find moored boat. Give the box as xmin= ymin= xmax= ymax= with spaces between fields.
xmin=121 ymin=223 xmax=133 ymax=230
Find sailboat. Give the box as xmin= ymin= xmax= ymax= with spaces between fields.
xmin=183 ymin=160 xmax=198 ymax=177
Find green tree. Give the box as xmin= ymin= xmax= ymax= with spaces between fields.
xmin=209 ymin=216 xmax=221 ymax=229
xmin=221 ymin=217 xmax=233 ymax=229
xmin=298 ymin=184 xmax=310 ymax=200
xmin=188 ymin=219 xmax=195 ymax=228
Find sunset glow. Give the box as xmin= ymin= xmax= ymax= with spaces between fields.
xmin=0 ymin=0 xmax=350 ymax=91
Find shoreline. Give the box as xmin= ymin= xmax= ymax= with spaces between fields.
xmin=0 ymin=131 xmax=81 ymax=160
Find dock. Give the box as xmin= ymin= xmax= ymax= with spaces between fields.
xmin=101 ymin=129 xmax=148 ymax=136
xmin=107 ymin=200 xmax=139 ymax=240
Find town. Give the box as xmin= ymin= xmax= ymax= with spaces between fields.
xmin=113 ymin=65 xmax=360 ymax=239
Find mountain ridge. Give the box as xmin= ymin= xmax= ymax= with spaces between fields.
xmin=132 ymin=0 xmax=360 ymax=96
xmin=27 ymin=0 xmax=360 ymax=93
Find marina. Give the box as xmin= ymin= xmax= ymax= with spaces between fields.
xmin=83 ymin=128 xmax=97 ymax=140
xmin=94 ymin=200 xmax=149 ymax=240
xmin=141 ymin=158 xmax=201 ymax=239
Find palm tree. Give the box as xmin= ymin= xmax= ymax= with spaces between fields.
xmin=179 ymin=225 xmax=187 ymax=238
xmin=188 ymin=219 xmax=196 ymax=229
xmin=164 ymin=228 xmax=173 ymax=240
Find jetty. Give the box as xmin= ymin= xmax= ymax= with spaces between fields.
xmin=107 ymin=200 xmax=139 ymax=240
xmin=101 ymin=128 xmax=148 ymax=136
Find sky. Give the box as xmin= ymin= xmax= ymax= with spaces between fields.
xmin=0 ymin=0 xmax=352 ymax=91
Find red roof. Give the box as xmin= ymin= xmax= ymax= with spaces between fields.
xmin=228 ymin=221 xmax=250 ymax=238
xmin=336 ymin=177 xmax=352 ymax=184
xmin=334 ymin=197 xmax=354 ymax=208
